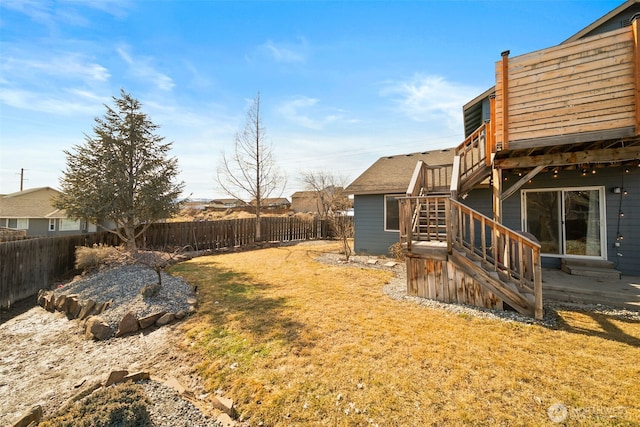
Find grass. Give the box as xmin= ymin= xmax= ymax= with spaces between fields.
xmin=170 ymin=242 xmax=640 ymax=426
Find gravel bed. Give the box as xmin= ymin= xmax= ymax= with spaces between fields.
xmin=139 ymin=380 xmax=222 ymax=427
xmin=56 ymin=264 xmax=196 ymax=329
xmin=36 ymin=264 xmax=224 ymax=426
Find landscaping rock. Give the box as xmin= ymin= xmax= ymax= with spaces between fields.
xmin=139 ymin=311 xmax=166 ymax=329
xmin=123 ymin=371 xmax=150 ymax=382
xmin=156 ymin=313 xmax=175 ymax=326
xmin=104 ymin=370 xmax=129 ymax=387
xmin=212 ymin=396 xmax=236 ymax=417
xmin=11 ymin=405 xmax=42 ymax=427
xmin=55 ymin=294 xmax=67 ymax=311
xmin=66 ymin=296 xmax=80 ymax=319
xmin=84 ymin=316 xmax=112 ymax=341
xmin=78 ymin=299 xmax=96 ymax=320
xmin=216 ymin=412 xmax=237 ymax=426
xmin=115 ymin=311 xmax=139 ymax=337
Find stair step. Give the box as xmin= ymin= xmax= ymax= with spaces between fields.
xmin=561 ymin=264 xmax=621 ymax=280
xmin=561 ymin=258 xmax=615 ymax=269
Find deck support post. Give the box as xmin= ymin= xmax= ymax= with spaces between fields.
xmin=632 ymin=18 xmax=640 ymax=135
xmin=500 ymin=51 xmax=510 ymax=150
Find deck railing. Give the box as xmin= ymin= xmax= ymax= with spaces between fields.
xmin=406 ymin=161 xmax=453 ymax=197
xmin=455 ymin=122 xmax=489 ymax=187
xmin=448 ymin=198 xmax=542 ymax=319
xmin=399 ymin=195 xmax=449 ymax=252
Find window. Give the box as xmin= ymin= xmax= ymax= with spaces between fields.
xmin=11 ymin=218 xmax=29 ymax=230
xmin=60 ymin=219 xmax=81 ymax=231
xmin=522 ymin=186 xmax=606 ymax=258
xmin=49 ymin=219 xmax=56 ymax=231
xmin=384 ymin=194 xmax=402 ymax=231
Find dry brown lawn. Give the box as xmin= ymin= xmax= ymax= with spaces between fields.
xmin=169 ymin=242 xmax=640 ymax=426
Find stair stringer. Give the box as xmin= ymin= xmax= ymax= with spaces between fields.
xmin=448 ymin=249 xmax=535 ymax=317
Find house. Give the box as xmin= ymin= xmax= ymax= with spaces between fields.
xmin=0 ymin=187 xmax=98 ymax=237
xmin=291 ymin=191 xmax=321 ymax=214
xmin=205 ymin=198 xmax=248 ymax=210
xmin=345 ymin=148 xmax=456 ymax=255
xmin=350 ymin=0 xmax=640 ymax=319
xmin=250 ymin=197 xmax=291 ymax=210
xmin=291 ymin=187 xmax=352 ymax=216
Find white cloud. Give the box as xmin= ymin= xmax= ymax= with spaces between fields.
xmin=1 ymin=0 xmax=131 ymax=29
xmin=380 ymin=74 xmax=478 ymax=132
xmin=117 ymin=46 xmax=175 ymax=91
xmin=253 ymin=38 xmax=309 ymax=64
xmin=276 ymin=96 xmax=356 ymax=130
xmin=0 ymin=88 xmax=105 ymax=115
xmin=2 ymin=54 xmax=110 ymax=82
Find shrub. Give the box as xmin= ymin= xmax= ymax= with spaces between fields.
xmin=74 ymin=244 xmax=122 ymax=271
xmin=388 ymin=241 xmax=405 ymax=261
xmin=39 ymin=382 xmax=151 ymax=427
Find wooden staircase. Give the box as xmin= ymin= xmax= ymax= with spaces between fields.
xmin=400 ymin=121 xmax=543 ymax=319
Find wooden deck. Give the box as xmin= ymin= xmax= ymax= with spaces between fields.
xmin=543 ymin=269 xmax=640 ymax=311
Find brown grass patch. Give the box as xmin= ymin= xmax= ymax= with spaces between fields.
xmin=170 ymin=242 xmax=640 ymax=426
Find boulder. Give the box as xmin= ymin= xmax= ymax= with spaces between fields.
xmin=45 ymin=293 xmax=57 ymax=312
xmin=156 ymin=313 xmax=175 ymax=326
xmin=123 ymin=371 xmax=150 ymax=382
xmin=36 ymin=290 xmax=47 ymax=308
xmin=84 ymin=316 xmax=112 ymax=341
xmin=115 ymin=311 xmax=139 ymax=337
xmin=78 ymin=299 xmax=96 ymax=320
xmin=94 ymin=300 xmax=110 ymax=315
xmin=11 ymin=405 xmax=42 ymax=427
xmin=139 ymin=311 xmax=166 ymax=329
xmin=55 ymin=294 xmax=67 ymax=311
xmin=105 ymin=370 xmax=129 ymax=387
xmin=213 ymin=396 xmax=236 ymax=417
xmin=66 ymin=296 xmax=81 ymax=319
xmin=175 ymin=310 xmax=186 ymax=319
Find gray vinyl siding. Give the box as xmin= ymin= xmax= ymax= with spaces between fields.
xmin=499 ymin=166 xmax=640 ymax=275
xmin=353 ymin=194 xmax=401 ymax=255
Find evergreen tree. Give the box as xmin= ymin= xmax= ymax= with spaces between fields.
xmin=55 ymin=89 xmax=184 ymax=250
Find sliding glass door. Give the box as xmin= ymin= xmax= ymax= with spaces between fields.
xmin=523 ymin=187 xmax=605 ymax=258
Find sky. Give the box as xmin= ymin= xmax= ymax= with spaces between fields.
xmin=0 ymin=0 xmax=625 ymax=200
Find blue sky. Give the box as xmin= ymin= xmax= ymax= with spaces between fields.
xmin=0 ymin=0 xmax=623 ymax=200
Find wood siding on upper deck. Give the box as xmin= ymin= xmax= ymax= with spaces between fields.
xmin=495 ymin=26 xmax=637 ymax=148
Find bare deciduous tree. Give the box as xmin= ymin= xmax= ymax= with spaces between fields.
xmin=301 ymin=171 xmax=353 ymax=260
xmin=216 ymin=92 xmax=286 ymax=241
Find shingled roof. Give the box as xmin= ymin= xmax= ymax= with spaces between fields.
xmin=346 ymin=148 xmax=456 ymax=195
xmin=0 ymin=187 xmax=67 ymax=218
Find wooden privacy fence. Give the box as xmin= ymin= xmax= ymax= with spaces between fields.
xmin=0 ymin=217 xmax=333 ymax=308
xmin=139 ymin=217 xmax=327 ymax=250
xmin=0 ymin=231 xmax=120 ymax=309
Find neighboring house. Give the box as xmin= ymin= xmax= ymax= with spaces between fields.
xmin=291 ymin=187 xmax=352 ymax=216
xmin=206 ymin=198 xmax=248 ymax=210
xmin=250 ymin=197 xmax=291 ymax=210
xmin=291 ymin=191 xmax=321 ymax=214
xmin=345 ymin=149 xmax=456 ymax=255
xmin=348 ymin=0 xmax=640 ymax=318
xmin=0 ymin=187 xmax=98 ymax=237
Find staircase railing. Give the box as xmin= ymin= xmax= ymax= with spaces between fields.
xmin=407 ymin=161 xmax=453 ymax=197
xmin=399 ymin=193 xmax=543 ymax=319
xmin=399 ymin=195 xmax=449 ymax=252
xmin=448 ymin=198 xmax=543 ymax=319
xmin=455 ymin=122 xmax=491 ymax=193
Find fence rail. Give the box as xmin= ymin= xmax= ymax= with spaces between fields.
xmin=0 ymin=217 xmax=334 ymax=309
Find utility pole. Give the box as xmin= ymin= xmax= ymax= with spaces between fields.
xmin=19 ymin=168 xmax=25 ymax=191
